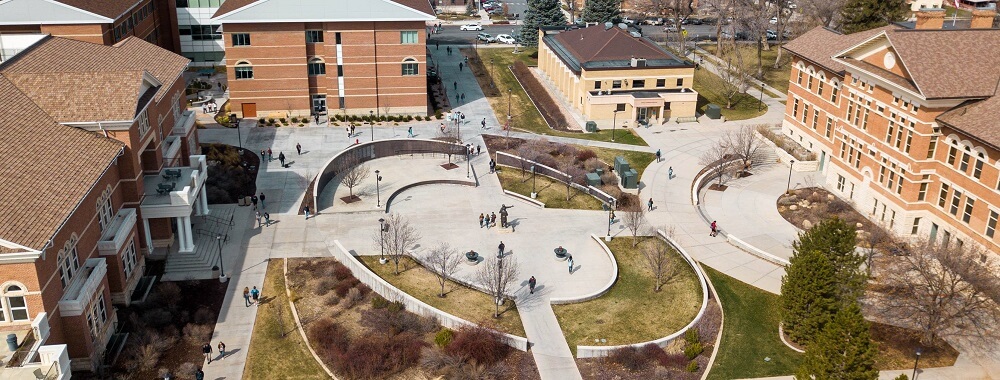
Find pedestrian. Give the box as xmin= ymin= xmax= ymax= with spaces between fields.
xmin=464 ymin=56 xmax=469 ymax=64
xmin=656 ymin=149 xmax=661 ymax=162
xmin=454 ymin=81 xmax=458 ymax=90
xmin=267 ymin=148 xmax=273 ymax=162
xmin=447 ymin=46 xmax=452 ymax=55
xmin=260 ymin=149 xmax=265 ymax=160
xmin=710 ymin=221 xmax=718 ymax=237
xmin=481 ymin=118 xmax=486 ymax=129
xmin=648 ymin=198 xmax=653 ymax=211
xmin=436 ymin=41 xmax=440 ymax=50
xmin=242 ymin=287 xmax=251 ymax=307
xmin=498 ymin=241 xmax=505 ymax=258
xmin=279 ymin=152 xmax=286 ymax=167
xmin=251 ymin=286 xmax=260 ymax=305
xmin=529 ymin=276 xmax=536 ymax=294
xmin=479 ymin=213 xmax=485 ymax=228
xmin=568 ymin=254 xmax=574 ymax=274
xmin=264 ymin=212 xmax=270 ymax=226
xmin=255 ymin=211 xmax=262 ymax=227
xmin=217 ymin=341 xmax=226 ymax=360
xmin=455 ymin=93 xmax=460 ymax=104
xmin=195 ymin=368 xmax=204 ymax=380
xmin=459 ymin=62 xmax=463 ymax=71
xmin=440 ymin=123 xmax=446 ymax=132
xmin=350 ymin=125 xmax=355 ymax=135
xmin=304 ymin=206 xmax=311 ymax=220
xmin=315 ymin=113 xmax=320 ymax=124
xmin=259 ymin=192 xmax=266 ymax=209
xmin=347 ymin=127 xmax=351 ymax=138
xmin=489 ymin=159 xmax=496 ymax=173
xmin=202 ymin=343 xmax=213 ymax=363
xmin=296 ymin=143 xmax=302 ymax=155
xmin=250 ymin=194 xmax=258 ymax=209
xmin=668 ymin=166 xmax=673 ymax=179
xmin=476 ymin=145 xmax=481 ymax=155
xmin=490 ymin=212 xmax=497 ymax=227
xmin=460 ymin=93 xmax=466 ymax=103
xmin=407 ymin=126 xmax=413 ymax=137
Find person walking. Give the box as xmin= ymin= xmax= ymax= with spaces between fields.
xmin=481 ymin=118 xmax=486 ymax=129
xmin=202 ymin=343 xmax=213 ymax=364
xmin=489 ymin=159 xmax=496 ymax=173
xmin=479 ymin=213 xmax=485 ymax=228
xmin=264 ymin=212 xmax=270 ymax=226
xmin=242 ymin=287 xmax=251 ymax=307
xmin=568 ymin=254 xmax=574 ymax=274
xmin=528 ymin=276 xmax=536 ymax=294
xmin=490 ymin=212 xmax=497 ymax=227
xmin=454 ymin=81 xmax=458 ymax=91
xmin=259 ymin=192 xmax=266 ymax=209
xmin=668 ymin=166 xmax=674 ymax=179
xmin=267 ymin=148 xmax=273 ymax=162
xmin=217 ymin=342 xmax=226 ymax=360
xmin=498 ymin=241 xmax=505 ymax=258
xmin=407 ymin=126 xmax=414 ymax=138
xmin=250 ymin=286 xmax=261 ymax=305
xmin=476 ymin=145 xmax=481 ymax=156
xmin=195 ymin=368 xmax=204 ymax=380
xmin=278 ymin=152 xmax=286 ymax=167
xmin=296 ymin=143 xmax=302 ymax=155
xmin=648 ymin=198 xmax=653 ymax=211
xmin=460 ymin=92 xmax=466 ymax=103
xmin=255 ymin=211 xmax=262 ymax=228
xmin=710 ymin=221 xmax=718 ymax=237
xmin=250 ymin=194 xmax=258 ymax=210
xmin=656 ymin=149 xmax=661 ymax=162
xmin=458 ymin=62 xmax=463 ymax=71
xmin=304 ymin=206 xmax=311 ymax=220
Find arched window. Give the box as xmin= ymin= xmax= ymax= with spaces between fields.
xmin=97 ymin=186 xmax=114 ymax=231
xmin=401 ymin=57 xmax=418 ymax=76
xmin=817 ymin=73 xmax=826 ymax=97
xmin=3 ymin=284 xmax=29 ymax=322
xmin=307 ymin=57 xmax=326 ymax=76
xmin=235 ymin=60 xmax=253 ymax=80
xmin=58 ymin=236 xmax=80 ymax=289
xmin=806 ymin=68 xmax=815 ymax=90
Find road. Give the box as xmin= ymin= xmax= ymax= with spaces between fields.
xmin=427 ymin=23 xmax=719 ymax=45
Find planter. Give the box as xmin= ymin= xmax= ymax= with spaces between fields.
xmin=554 ymin=247 xmax=568 ymax=260
xmin=465 ymin=251 xmax=479 ymax=262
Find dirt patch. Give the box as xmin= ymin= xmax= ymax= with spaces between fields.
xmin=339 ymin=195 xmax=361 ymax=204
xmin=440 ymin=162 xmax=459 ymax=170
xmin=776 ymin=187 xmax=873 ymax=232
xmin=461 ymin=48 xmax=501 ymax=98
xmin=202 ymin=143 xmax=260 ymax=204
xmin=870 ymin=322 xmax=958 ymax=370
xmin=708 ymin=183 xmax=728 ymax=191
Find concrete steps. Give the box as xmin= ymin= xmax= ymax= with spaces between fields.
xmin=163 ymin=205 xmax=235 ymax=275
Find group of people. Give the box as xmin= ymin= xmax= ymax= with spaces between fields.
xmin=201 ymin=101 xmax=219 ymax=114
xmin=479 ymin=212 xmax=497 ymax=228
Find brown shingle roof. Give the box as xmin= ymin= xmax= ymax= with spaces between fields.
xmin=214 ymin=0 xmax=433 ymax=18
xmin=783 ymin=25 xmax=898 ymax=76
xmin=54 ymin=0 xmax=143 ymax=19
xmin=5 ymin=71 xmax=146 ymax=122
xmin=841 ymin=58 xmax=919 ymax=94
xmin=553 ymin=25 xmax=678 ymax=64
xmin=886 ymin=29 xmax=1000 ymax=99
xmin=937 ymin=88 xmax=1000 ymax=149
xmin=0 ymin=76 xmax=124 ymax=251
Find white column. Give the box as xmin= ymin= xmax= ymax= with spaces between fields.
xmin=142 ymin=218 xmax=153 ymax=254
xmin=200 ymin=186 xmax=210 ymax=215
xmin=182 ymin=216 xmax=196 ymax=253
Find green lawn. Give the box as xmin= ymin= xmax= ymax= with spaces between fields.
xmin=473 ymin=48 xmax=648 ymax=146
xmin=496 ymin=167 xmax=604 ymax=210
xmin=693 ymin=67 xmax=768 ymax=121
xmin=358 ymin=256 xmax=526 ymax=337
xmin=589 ymin=147 xmax=656 ymax=180
xmin=553 ymin=237 xmax=702 ymax=354
xmin=701 ymin=43 xmax=791 ymax=96
xmin=704 ymin=266 xmax=801 ymax=380
xmin=244 ymin=260 xmax=327 ymax=379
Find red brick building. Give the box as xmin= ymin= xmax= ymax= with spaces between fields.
xmin=0 ymin=0 xmax=180 ymax=53
xmin=211 ymin=0 xmax=435 ymax=118
xmin=781 ymin=9 xmax=1000 ymax=252
xmin=0 ymin=35 xmax=202 ymax=374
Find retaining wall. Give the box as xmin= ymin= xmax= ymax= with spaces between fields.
xmin=495 ymin=151 xmax=615 ymax=206
xmin=549 ymin=235 xmax=619 ymax=304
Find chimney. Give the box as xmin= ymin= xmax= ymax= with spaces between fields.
xmin=915 ymin=8 xmax=945 ymax=30
xmin=971 ymin=9 xmax=997 ymax=29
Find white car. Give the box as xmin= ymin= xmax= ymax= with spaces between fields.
xmin=460 ymin=23 xmax=483 ymax=31
xmin=496 ymin=34 xmax=516 ymax=44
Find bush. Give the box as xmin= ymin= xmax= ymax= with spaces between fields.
xmin=268 ymin=118 xmax=275 ymax=124
xmin=325 ymin=294 xmax=340 ymax=306
xmin=826 ymin=198 xmax=852 ymax=214
xmin=639 ymin=344 xmax=669 ymax=368
xmin=683 ymin=341 xmax=704 ymax=360
xmin=686 ymin=360 xmax=700 ymax=372
xmin=258 ymin=117 xmax=265 ymax=124
xmin=182 ymin=323 xmax=213 ymax=344
xmin=661 ymin=353 xmax=689 ymax=369
xmin=337 ymin=332 xmax=425 ymax=379
xmin=343 ymin=287 xmax=363 ymax=308
xmin=406 ymin=115 xmax=414 ymax=121
xmin=434 ymin=328 xmax=455 ymax=348
xmin=435 ymin=111 xmax=444 ymax=119
xmin=685 ymin=328 xmax=700 ymax=345
xmin=291 ymin=117 xmax=300 ymax=123
xmin=307 ymin=318 xmax=350 ymax=362
xmin=608 ymin=346 xmax=649 ymax=371
xmin=893 ymin=375 xmax=909 ymax=380
xmin=314 ymin=279 xmax=336 ymax=296
xmin=193 ymin=307 xmax=216 ymax=325
xmin=371 ymin=295 xmax=390 ymax=309
xmin=445 ymin=325 xmax=510 ymax=366
xmin=388 ymin=301 xmax=405 ymax=313
xmin=175 ymin=362 xmax=198 ymax=379
xmin=334 ymin=277 xmax=360 ymax=297
xmin=332 ymin=262 xmax=353 ymax=280
xmin=142 ymin=308 xmax=174 ymax=329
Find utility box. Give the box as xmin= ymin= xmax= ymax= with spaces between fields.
xmin=614 ymin=156 xmax=630 ymax=174
xmin=622 ymin=169 xmax=639 ymax=189
xmin=585 ymin=121 xmax=598 ymax=132
xmin=595 ymin=168 xmax=604 ymax=176
xmin=705 ymin=104 xmax=722 ymax=119
xmin=586 ymin=172 xmax=602 ymax=186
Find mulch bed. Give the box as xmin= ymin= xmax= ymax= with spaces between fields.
xmin=340 ymin=195 xmax=361 ymax=204
xmin=441 ymin=163 xmax=459 ymax=170
xmin=202 ymin=143 xmax=261 ymax=204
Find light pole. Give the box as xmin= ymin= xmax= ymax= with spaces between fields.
xmin=375 ymin=170 xmax=382 ymax=207
xmin=785 ymin=159 xmax=795 ymax=194
xmin=607 ymin=200 xmax=614 ymax=238
xmin=465 ymin=144 xmax=471 ymax=178
xmin=611 ymin=110 xmax=619 ymax=142
xmin=215 ymin=235 xmax=227 ymax=282
xmin=912 ymin=347 xmax=922 ymax=379
xmin=530 ymin=164 xmax=537 ymax=198
xmin=757 ymin=83 xmax=765 ymax=111
xmin=378 ymin=218 xmax=387 ymax=263
xmin=231 ymin=114 xmax=243 ymax=154
xmin=507 ymin=89 xmax=512 ymax=130
xmin=490 ymin=58 xmax=495 ymax=89
xmin=370 ymin=110 xmax=375 ymax=141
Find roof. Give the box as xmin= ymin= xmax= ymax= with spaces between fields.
xmin=841 ymin=58 xmax=919 ymax=94
xmin=0 ymin=36 xmax=187 ymax=122
xmin=53 ymin=0 xmax=142 ymax=19
xmin=543 ymin=25 xmax=690 ymax=73
xmin=937 ymin=85 xmax=1000 ymax=149
xmin=0 ymin=75 xmax=124 ymax=251
xmin=782 ymin=25 xmax=898 ymax=76
xmin=883 ymin=28 xmax=1000 ymax=99
xmin=212 ymin=0 xmax=435 ymax=22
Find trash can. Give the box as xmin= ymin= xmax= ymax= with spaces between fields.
xmin=586 ymin=172 xmax=602 ymax=186
xmin=585 ymin=121 xmax=598 ymax=132
xmin=705 ymin=104 xmax=722 ymax=120
xmin=6 ymin=334 xmax=17 ymax=351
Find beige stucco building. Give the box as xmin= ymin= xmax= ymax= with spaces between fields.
xmin=537 ymin=24 xmax=698 ymax=129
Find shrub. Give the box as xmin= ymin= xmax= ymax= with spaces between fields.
xmin=434 ymin=328 xmax=454 ymax=348
xmin=371 ymin=295 xmax=390 ymax=309
xmin=661 ymin=353 xmax=689 ymax=369
xmin=826 ymin=198 xmax=852 ymax=214
xmin=388 ymin=301 xmax=405 ymax=313
xmin=337 ymin=333 xmax=425 ymax=379
xmin=141 ymin=308 xmax=174 ymax=329
xmin=435 ymin=111 xmax=444 ymax=119
xmin=683 ymin=342 xmax=703 ymax=360
xmin=686 ymin=360 xmax=699 ymax=372
xmin=182 ymin=323 xmax=213 ymax=344
xmin=325 ymin=294 xmax=340 ymax=306
xmin=406 ymin=115 xmax=414 ymax=121
xmin=356 ymin=283 xmax=371 ymax=297
xmin=307 ymin=318 xmax=350 ymax=362
xmin=893 ymin=375 xmax=909 ymax=380
xmin=608 ymin=346 xmax=648 ymax=371
xmin=332 ymin=262 xmax=353 ymax=280
xmin=334 ymin=277 xmax=360 ymax=297
xmin=279 ymin=118 xmax=287 ymax=124
xmin=685 ymin=328 xmax=700 ymax=345
xmin=583 ymin=157 xmax=603 ymax=172
xmin=639 ymin=343 xmax=669 ymax=367
xmin=258 ymin=117 xmax=265 ymax=124
xmin=156 ymin=282 xmax=182 ymax=308
xmin=291 ymin=117 xmax=300 ymax=123
xmin=175 ymin=362 xmax=198 ymax=379
xmin=268 ymin=118 xmax=275 ymax=124
xmin=599 ymin=173 xmax=616 ymax=186
xmin=343 ymin=287 xmax=363 ymax=308
xmin=193 ymin=307 xmax=216 ymax=325
xmin=445 ymin=325 xmax=510 ymax=366
xmin=314 ymin=279 xmax=336 ymax=295
xmin=419 ymin=347 xmax=460 ymax=371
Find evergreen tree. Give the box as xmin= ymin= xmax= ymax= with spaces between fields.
xmin=519 ymin=0 xmax=568 ymax=47
xmin=581 ymin=0 xmax=622 ymax=24
xmin=793 ymin=218 xmax=866 ymax=301
xmin=781 ymin=249 xmax=840 ymax=345
xmin=840 ymin=0 xmax=909 ymax=34
xmin=795 ymin=301 xmax=879 ymax=380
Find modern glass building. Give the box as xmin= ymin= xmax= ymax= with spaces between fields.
xmin=176 ymin=0 xmax=226 ymax=65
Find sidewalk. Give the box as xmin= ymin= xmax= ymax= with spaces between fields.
xmin=692 ymin=43 xmax=788 ymax=102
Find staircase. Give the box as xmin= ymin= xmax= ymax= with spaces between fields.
xmin=163 ymin=205 xmax=237 ymax=275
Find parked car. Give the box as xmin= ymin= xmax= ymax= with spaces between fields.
xmin=643 ymin=17 xmax=664 ymax=25
xmin=460 ymin=23 xmax=483 ymax=31
xmin=622 ymin=16 xmax=636 ymax=24
xmin=664 ymin=25 xmax=678 ymax=32
xmin=688 ymin=18 xmax=703 ymax=25
xmin=496 ymin=34 xmax=516 ymax=44
xmin=477 ymin=32 xmax=496 ymax=42
xmin=769 ymin=16 xmax=778 ymax=25
xmin=766 ymin=30 xmax=778 ymax=40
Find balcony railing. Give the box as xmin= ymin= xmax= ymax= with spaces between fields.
xmin=58 ymin=259 xmax=107 ymax=317
xmin=97 ymin=209 xmax=136 ymax=256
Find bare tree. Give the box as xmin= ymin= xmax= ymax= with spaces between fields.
xmin=799 ymin=0 xmax=845 ymax=29
xmin=700 ymin=140 xmax=735 ymax=187
xmin=339 ymin=156 xmax=370 ymax=199
xmin=634 ymin=0 xmax=696 ymax=55
xmin=715 ymin=41 xmax=753 ymax=109
xmin=620 ymin=203 xmax=647 ymax=247
xmin=476 ymin=255 xmax=520 ymax=318
xmin=373 ymin=213 xmax=421 ymax=275
xmin=424 ymin=243 xmax=463 ymax=297
xmin=859 ymin=222 xmax=893 ymax=277
xmin=868 ymin=239 xmax=1000 ymax=346
xmin=642 ymin=239 xmax=677 ymax=292
xmin=725 ymin=124 xmax=768 ymax=172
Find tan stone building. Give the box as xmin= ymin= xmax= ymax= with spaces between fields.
xmin=212 ymin=0 xmax=435 ymax=118
xmin=0 ymin=35 xmax=202 ymax=375
xmin=781 ymin=9 xmax=1000 ymax=252
xmin=538 ymin=24 xmax=698 ymax=128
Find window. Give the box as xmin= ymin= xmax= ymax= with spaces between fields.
xmin=938 ymin=184 xmax=949 ymax=207
xmin=905 ymin=131 xmax=913 ymax=153
xmin=825 ymin=117 xmax=833 ymax=138
xmin=306 ymin=30 xmax=324 ymax=43
xmin=308 ymin=58 xmax=326 ymax=76
xmin=806 ymin=76 xmax=813 ymax=90
xmin=792 ymin=98 xmax=799 ymax=118
xmin=594 ymin=81 xmax=601 ymax=90
xmin=802 ymin=104 xmax=809 ymax=124
xmin=137 ymin=110 xmax=150 ymax=137
xmin=676 ymin=78 xmax=684 ymax=87
xmin=830 ymin=84 xmax=839 ymax=103
xmin=927 ymin=136 xmax=938 ymax=159
xmin=4 ymin=285 xmax=28 ymax=322
xmin=796 ymin=70 xmax=803 ymax=85
xmin=963 ymin=198 xmax=975 ymax=223
xmin=615 ymin=103 xmax=626 ymax=112
xmin=97 ymin=188 xmax=114 ymax=231
xmin=974 ymin=159 xmax=984 ymax=179
xmin=656 ymin=79 xmax=665 ymax=87
xmin=335 ymin=32 xmax=342 ymax=44
xmin=987 ymin=210 xmax=998 ymax=238
xmin=812 ymin=111 xmax=819 ymax=130
xmin=918 ymin=182 xmax=928 ymax=201
xmin=950 ymin=190 xmax=962 ymax=215
xmin=337 ymin=65 xmax=344 ymax=76
xmin=87 ymin=293 xmax=107 ymax=339
xmin=885 ymin=123 xmax=894 ymax=143
xmin=837 ymin=175 xmax=846 ymax=191
xmin=232 ymin=33 xmax=250 ymax=46
xmin=817 ymin=80 xmax=825 ymax=96
xmin=632 ymin=79 xmax=645 ymax=88
xmin=400 ymin=31 xmax=418 ymax=44
xmin=947 ymin=146 xmax=957 ymax=165
xmin=401 ymin=58 xmax=418 ymax=76
xmin=123 ymin=241 xmax=137 ymax=278
xmin=176 ymin=0 xmax=188 ymax=6
xmin=59 ymin=241 xmax=80 ymax=289
xmin=235 ymin=61 xmax=253 ymax=79
xmin=960 ymin=152 xmax=970 ymax=172
xmin=612 ymin=80 xmax=622 ymax=89
xmin=911 ymin=217 xmax=921 ymax=235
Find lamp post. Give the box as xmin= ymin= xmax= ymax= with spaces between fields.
xmin=912 ymin=347 xmax=922 ymax=379
xmin=215 ymin=235 xmax=227 ymax=282
xmin=465 ymin=144 xmax=471 ymax=178
xmin=530 ymin=164 xmax=537 ymax=198
xmin=370 ymin=110 xmax=375 ymax=141
xmin=607 ymin=200 xmax=614 ymax=238
xmin=490 ymin=58 xmax=495 ymax=89
xmin=786 ymin=159 xmax=795 ymax=194
xmin=375 ymin=170 xmax=383 ymax=207
xmin=611 ymin=110 xmax=619 ymax=142
xmin=758 ymin=83 xmax=765 ymax=111
xmin=378 ymin=218 xmax=387 ymax=263
xmin=231 ymin=114 xmax=242 ymax=153
xmin=507 ymin=89 xmax=512 ymax=130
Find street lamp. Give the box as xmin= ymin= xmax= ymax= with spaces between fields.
xmin=758 ymin=83 xmax=765 ymax=111
xmin=231 ymin=114 xmax=243 ymax=153
xmin=465 ymin=144 xmax=471 ymax=178
xmin=215 ymin=235 xmax=227 ymax=283
xmin=786 ymin=159 xmax=795 ymax=194
xmin=611 ymin=110 xmax=619 ymax=142
xmin=606 ymin=200 xmax=615 ymax=238
xmin=507 ymin=89 xmax=512 ymax=130
xmin=378 ymin=218 xmax=387 ymax=263
xmin=375 ymin=170 xmax=383 ymax=207
xmin=490 ymin=58 xmax=495 ymax=89
xmin=370 ymin=110 xmax=375 ymax=141
xmin=530 ymin=164 xmax=537 ymax=198
xmin=912 ymin=347 xmax=922 ymax=379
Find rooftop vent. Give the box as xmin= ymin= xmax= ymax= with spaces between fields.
xmin=630 ymin=57 xmax=647 ymax=67
xmin=604 ymin=22 xmax=614 ymax=30
xmin=618 ymin=23 xmax=627 ymax=30
xmin=629 ymin=31 xmax=641 ymax=38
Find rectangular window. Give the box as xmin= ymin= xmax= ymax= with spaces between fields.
xmin=123 ymin=241 xmax=137 ymax=278
xmin=938 ymin=184 xmax=949 ymax=207
xmin=8 ymin=295 xmax=27 ymax=322
xmin=97 ymin=197 xmax=114 ymax=231
xmin=947 ymin=146 xmax=957 ymax=165
xmin=831 ymin=85 xmax=839 ymax=103
xmin=963 ymin=198 xmax=975 ymax=223
xmin=987 ymin=210 xmax=998 ymax=238
xmin=676 ymin=78 xmax=684 ymax=87
xmin=885 ymin=123 xmax=894 ymax=143
xmin=402 ymin=62 xmax=418 ymax=76
xmin=812 ymin=111 xmax=819 ymax=130
xmin=232 ymin=33 xmax=250 ymax=46
xmin=974 ymin=159 xmax=984 ymax=179
xmin=612 ymin=80 xmax=622 ymax=89
xmin=176 ymin=0 xmax=189 ymax=7
xmin=792 ymin=98 xmax=799 ymax=118
xmin=960 ymin=152 xmax=970 ymax=172
xmin=837 ymin=175 xmax=846 ymax=191
xmin=594 ymin=81 xmax=601 ymax=89
xmin=796 ymin=70 xmax=803 ymax=85
xmin=918 ymin=182 xmax=928 ymax=201
xmin=306 ymin=30 xmax=324 ymax=43
xmin=895 ymin=128 xmax=903 ymax=149
xmin=656 ymin=78 xmax=665 ymax=87
xmin=861 ymin=109 xmax=869 ymax=130
xmin=308 ymin=61 xmax=326 ymax=76
xmin=337 ymin=65 xmax=344 ymax=76
xmin=235 ymin=66 xmax=253 ymax=79
xmin=632 ymin=79 xmax=645 ymax=88
xmin=807 ymin=76 xmax=813 ymax=90
xmin=927 ymin=136 xmax=938 ymax=159
xmin=59 ymin=246 xmax=80 ymax=289
xmin=825 ymin=117 xmax=833 ymax=138
xmin=950 ymin=190 xmax=962 ymax=215
xmin=817 ymin=81 xmax=824 ymax=96
xmin=802 ymin=104 xmax=809 ymax=123
xmin=911 ymin=217 xmax=921 ymax=235
xmin=616 ymin=103 xmax=626 ymax=112
xmin=400 ymin=31 xmax=418 ymax=44
xmin=335 ymin=32 xmax=342 ymax=44
xmin=905 ymin=131 xmax=913 ymax=153
xmin=87 ymin=293 xmax=107 ymax=339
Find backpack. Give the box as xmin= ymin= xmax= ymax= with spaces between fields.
xmin=251 ymin=288 xmax=260 ymax=297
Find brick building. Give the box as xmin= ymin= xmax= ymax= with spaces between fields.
xmin=781 ymin=9 xmax=1000 ymax=252
xmin=212 ymin=0 xmax=435 ymax=118
xmin=0 ymin=35 xmax=203 ymax=374
xmin=0 ymin=0 xmax=180 ymax=54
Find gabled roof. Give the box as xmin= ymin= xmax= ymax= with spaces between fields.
xmin=0 ymin=0 xmax=114 ymax=25
xmin=212 ymin=0 xmax=435 ymax=22
xmin=782 ymin=25 xmax=898 ymax=76
xmin=881 ymin=28 xmax=1000 ymax=99
xmin=543 ymin=25 xmax=690 ymax=73
xmin=937 ymin=82 xmax=1000 ymax=149
xmin=53 ymin=0 xmax=142 ymax=19
xmin=0 ymin=75 xmax=124 ymax=251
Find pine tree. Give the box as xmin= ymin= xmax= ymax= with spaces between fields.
xmin=519 ymin=0 xmax=568 ymax=47
xmin=840 ymin=0 xmax=909 ymax=34
xmin=781 ymin=249 xmax=840 ymax=345
xmin=581 ymin=0 xmax=622 ymax=24
xmin=793 ymin=218 xmax=867 ymax=301
xmin=795 ymin=301 xmax=879 ymax=380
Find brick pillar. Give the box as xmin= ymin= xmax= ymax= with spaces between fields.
xmin=971 ymin=10 xmax=997 ymax=29
xmin=915 ymin=9 xmax=945 ymax=30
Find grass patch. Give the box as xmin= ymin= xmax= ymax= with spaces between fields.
xmin=496 ymin=167 xmax=603 ymax=210
xmin=358 ymin=255 xmax=526 ymax=337
xmin=701 ymin=43 xmax=791 ymax=96
xmin=693 ymin=68 xmax=768 ymax=121
xmin=704 ymin=265 xmax=801 ymax=379
xmin=553 ymin=237 xmax=702 ymax=353
xmin=473 ymin=48 xmax=648 ymax=146
xmin=590 ymin=147 xmax=656 ymax=179
xmin=244 ymin=260 xmax=328 ymax=379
